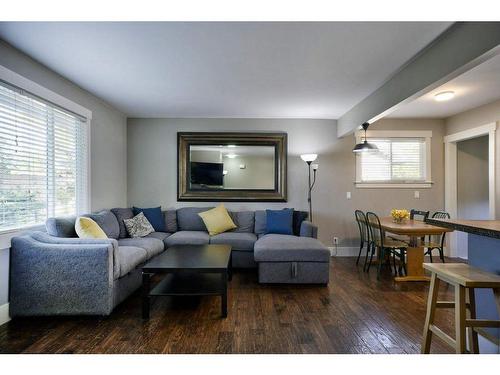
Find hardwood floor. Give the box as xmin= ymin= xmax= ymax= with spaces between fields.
xmin=0 ymin=257 xmax=458 ymax=354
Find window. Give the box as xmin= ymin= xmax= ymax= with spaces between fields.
xmin=355 ymin=130 xmax=432 ymax=188
xmin=0 ymin=80 xmax=89 ymax=232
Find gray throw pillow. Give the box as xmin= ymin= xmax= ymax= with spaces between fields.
xmin=123 ymin=212 xmax=154 ymax=238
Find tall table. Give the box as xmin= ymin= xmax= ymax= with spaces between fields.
xmin=379 ymin=217 xmax=453 ymax=282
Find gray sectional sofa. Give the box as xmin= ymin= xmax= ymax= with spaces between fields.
xmin=9 ymin=207 xmax=330 ymax=317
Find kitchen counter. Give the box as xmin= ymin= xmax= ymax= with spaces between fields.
xmin=426 ymin=218 xmax=500 ymax=240
xmin=427 ymin=217 xmax=500 ymax=352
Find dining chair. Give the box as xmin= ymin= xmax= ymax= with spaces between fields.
xmin=354 ymin=210 xmax=369 ymax=267
xmin=365 ymin=212 xmax=408 ymax=279
xmin=410 ymin=209 xmax=430 ymax=221
xmin=422 ymin=211 xmax=450 ymax=263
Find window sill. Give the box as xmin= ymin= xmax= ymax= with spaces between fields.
xmin=0 ymin=224 xmax=45 ymax=249
xmin=355 ymin=182 xmax=433 ymax=189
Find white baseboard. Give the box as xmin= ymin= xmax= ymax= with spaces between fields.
xmin=0 ymin=303 xmax=10 ymax=326
xmin=328 ymin=246 xmax=360 ymax=257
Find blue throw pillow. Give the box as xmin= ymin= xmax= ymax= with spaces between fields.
xmin=132 ymin=206 xmax=166 ymax=232
xmin=265 ymin=208 xmax=294 ymax=235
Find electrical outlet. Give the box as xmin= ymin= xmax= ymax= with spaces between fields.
xmin=346 ymin=191 xmax=351 ymax=200
xmin=333 ymin=237 xmax=339 ymax=245
xmin=414 ymin=190 xmax=420 ymax=199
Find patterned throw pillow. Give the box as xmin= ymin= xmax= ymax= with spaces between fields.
xmin=123 ymin=212 xmax=154 ymax=238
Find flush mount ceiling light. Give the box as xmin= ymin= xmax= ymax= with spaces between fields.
xmin=226 ymin=153 xmax=237 ymax=159
xmin=434 ymin=91 xmax=455 ymax=102
xmin=353 ymin=122 xmax=378 ymax=153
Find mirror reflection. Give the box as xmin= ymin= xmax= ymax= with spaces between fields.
xmin=189 ymin=145 xmax=275 ymax=190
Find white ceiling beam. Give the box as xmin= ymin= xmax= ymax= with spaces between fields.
xmin=337 ymin=22 xmax=500 ymax=138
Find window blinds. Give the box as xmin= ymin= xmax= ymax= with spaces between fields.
xmin=0 ymin=80 xmax=88 ymax=231
xmin=360 ymin=138 xmax=426 ymax=182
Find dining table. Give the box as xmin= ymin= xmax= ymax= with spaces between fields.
xmin=379 ymin=217 xmax=454 ymax=282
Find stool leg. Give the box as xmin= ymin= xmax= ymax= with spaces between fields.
xmin=421 ymin=272 xmax=440 ymax=353
xmin=455 ymin=285 xmax=467 ymax=354
xmin=466 ymin=288 xmax=479 ymax=354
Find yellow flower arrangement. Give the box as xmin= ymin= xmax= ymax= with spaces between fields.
xmin=391 ymin=209 xmax=410 ymax=223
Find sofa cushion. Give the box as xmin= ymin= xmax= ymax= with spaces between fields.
xmin=293 ymin=211 xmax=309 ymax=236
xmin=254 ymin=234 xmax=330 ymax=262
xmin=111 ymin=208 xmax=134 ymax=239
xmin=177 ymin=207 xmax=212 ymax=231
xmin=75 ymin=217 xmax=108 ymax=239
xmin=165 ymin=231 xmax=210 ymax=246
xmin=254 ymin=210 xmax=267 ymax=235
xmin=198 ymin=205 xmax=237 ymax=235
xmin=145 ymin=232 xmax=171 ymax=242
xmin=83 ymin=210 xmax=120 ymax=240
xmin=210 ymin=232 xmax=257 ymax=251
xmin=46 ymin=216 xmax=77 ymax=238
xmin=265 ymin=208 xmax=294 ymax=235
xmin=229 ymin=211 xmax=255 ymax=233
xmin=123 ymin=212 xmax=155 ymax=238
xmin=133 ymin=206 xmax=166 ymax=232
xmin=116 ymin=246 xmax=148 ymax=279
xmin=164 ymin=210 xmax=178 ymax=232
xmin=118 ymin=237 xmax=164 ymax=259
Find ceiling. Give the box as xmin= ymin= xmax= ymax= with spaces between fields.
xmin=387 ymin=52 xmax=500 ymax=119
xmin=0 ymin=22 xmax=451 ymax=118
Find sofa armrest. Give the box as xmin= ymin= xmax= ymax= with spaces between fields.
xmin=300 ymin=220 xmax=318 ymax=238
xmin=29 ymin=231 xmax=120 ymax=279
xmin=9 ymin=234 xmax=115 ymax=316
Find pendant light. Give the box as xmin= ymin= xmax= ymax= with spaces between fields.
xmin=352 ymin=122 xmax=378 ymax=153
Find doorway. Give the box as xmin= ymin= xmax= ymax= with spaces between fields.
xmin=456 ymin=136 xmax=490 ymax=257
xmin=444 ymin=123 xmax=496 ymax=259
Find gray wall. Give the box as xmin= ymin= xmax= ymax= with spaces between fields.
xmin=445 ymin=98 xmax=500 ymax=218
xmin=0 ymin=40 xmax=128 ymax=307
xmin=0 ymin=40 xmax=128 ymax=211
xmin=457 ymin=136 xmax=489 ymax=220
xmin=127 ymin=117 xmax=445 ymax=247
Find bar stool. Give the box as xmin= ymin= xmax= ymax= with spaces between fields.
xmin=421 ymin=263 xmax=500 ymax=354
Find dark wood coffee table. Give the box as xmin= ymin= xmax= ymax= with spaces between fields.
xmin=141 ymin=244 xmax=232 ymax=319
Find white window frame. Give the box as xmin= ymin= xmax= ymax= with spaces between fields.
xmin=0 ymin=65 xmax=92 ymax=243
xmin=355 ymin=130 xmax=433 ymax=188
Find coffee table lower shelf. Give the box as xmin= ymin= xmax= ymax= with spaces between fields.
xmin=142 ymin=272 xmax=229 ymax=319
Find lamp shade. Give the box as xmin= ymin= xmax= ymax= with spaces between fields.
xmin=353 ymin=122 xmax=379 ymax=153
xmin=300 ymin=154 xmax=318 ymax=162
xmin=352 ymin=140 xmax=379 ymax=153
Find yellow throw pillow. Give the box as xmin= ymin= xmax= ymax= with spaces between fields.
xmin=75 ymin=217 xmax=108 ymax=239
xmin=198 ymin=205 xmax=237 ymax=236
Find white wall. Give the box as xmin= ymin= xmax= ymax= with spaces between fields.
xmin=0 ymin=40 xmax=128 ymax=310
xmin=128 ymin=117 xmax=445 ymax=248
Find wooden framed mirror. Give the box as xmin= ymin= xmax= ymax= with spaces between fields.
xmin=178 ymin=132 xmax=287 ymax=201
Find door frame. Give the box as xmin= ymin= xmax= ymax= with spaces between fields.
xmin=444 ymin=122 xmax=497 ymax=257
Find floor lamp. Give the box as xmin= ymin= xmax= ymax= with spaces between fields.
xmin=300 ymin=154 xmax=318 ymax=222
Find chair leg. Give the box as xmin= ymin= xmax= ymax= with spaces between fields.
xmin=422 ymin=272 xmax=440 ymax=353
xmin=439 ymin=248 xmax=445 ymax=263
xmin=376 ymin=248 xmax=384 ymax=280
xmin=455 ymin=285 xmax=467 ymax=354
xmin=364 ymin=243 xmax=372 ymax=272
xmin=392 ymin=251 xmax=398 ymax=276
xmin=466 ymin=288 xmax=479 ymax=354
xmin=366 ymin=244 xmax=376 ymax=273
xmin=356 ymin=242 xmax=363 ymax=265
xmin=428 ymin=249 xmax=433 ymax=263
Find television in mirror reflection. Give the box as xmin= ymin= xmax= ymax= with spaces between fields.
xmin=189 ymin=145 xmax=275 ymax=190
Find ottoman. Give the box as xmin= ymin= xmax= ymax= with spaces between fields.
xmin=254 ymin=234 xmax=330 ymax=284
